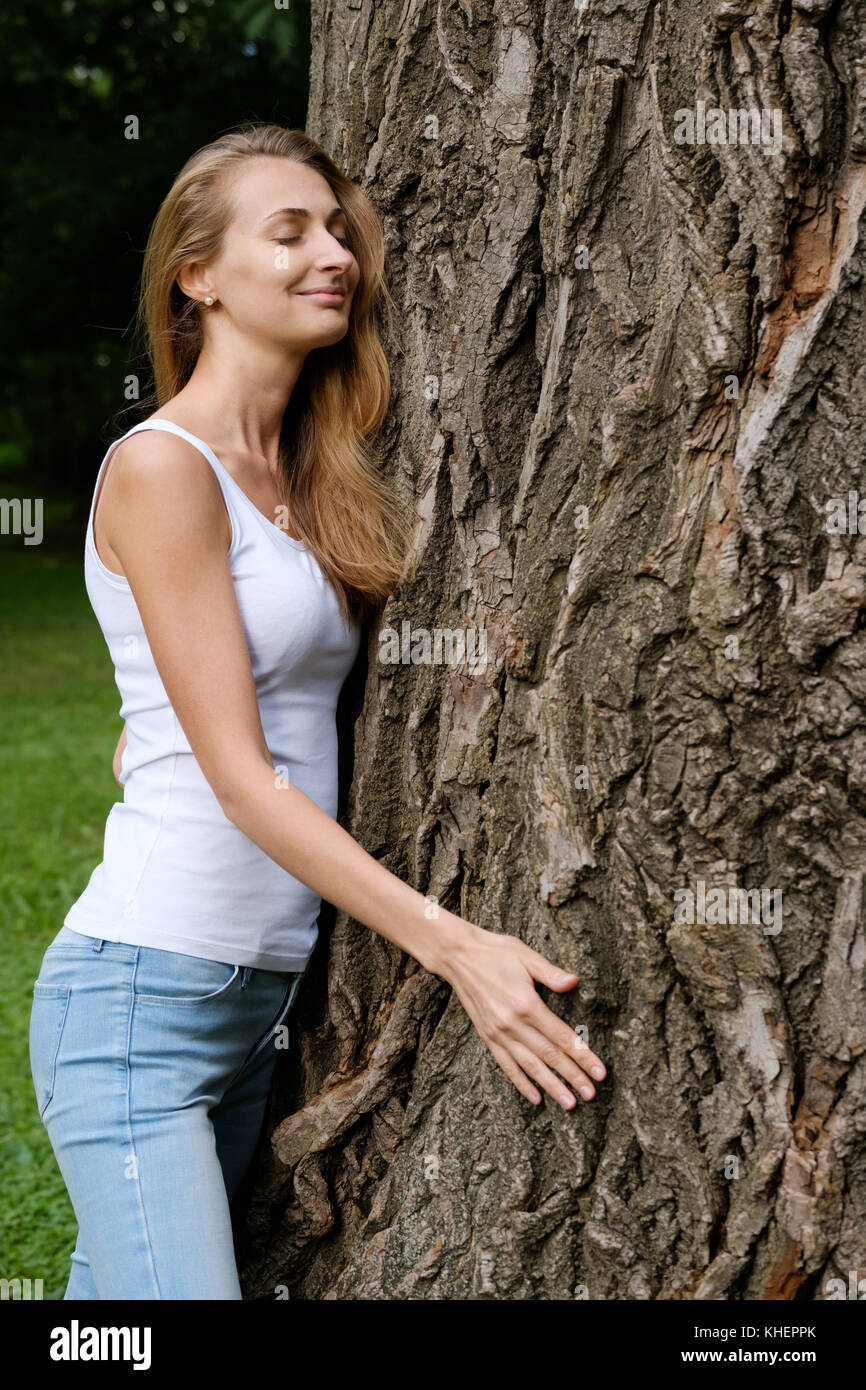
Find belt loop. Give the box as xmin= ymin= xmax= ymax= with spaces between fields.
xmin=240 ymin=966 xmax=251 ymax=990
xmin=91 ymin=938 xmax=104 ymax=953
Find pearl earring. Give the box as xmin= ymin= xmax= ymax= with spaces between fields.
xmin=203 ymin=295 xmax=215 ymax=306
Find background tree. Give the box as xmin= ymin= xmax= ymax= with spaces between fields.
xmin=238 ymin=0 xmax=866 ymax=1300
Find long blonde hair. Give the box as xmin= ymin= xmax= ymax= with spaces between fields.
xmin=132 ymin=123 xmax=414 ymax=627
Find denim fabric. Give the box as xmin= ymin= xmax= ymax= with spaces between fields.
xmin=29 ymin=925 xmax=306 ymax=1299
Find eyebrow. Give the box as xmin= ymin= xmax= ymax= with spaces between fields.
xmin=260 ymin=206 xmax=347 ymax=227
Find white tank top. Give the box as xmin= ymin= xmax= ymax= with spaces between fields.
xmin=63 ymin=418 xmax=363 ymax=972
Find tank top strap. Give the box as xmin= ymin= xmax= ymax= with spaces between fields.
xmin=110 ymin=419 xmax=239 ymax=490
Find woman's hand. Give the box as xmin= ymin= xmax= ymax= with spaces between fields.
xmin=437 ymin=922 xmax=606 ymax=1109
xmin=113 ymin=724 xmax=127 ymax=786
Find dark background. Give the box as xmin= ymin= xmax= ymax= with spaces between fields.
xmin=0 ymin=0 xmax=311 ymax=540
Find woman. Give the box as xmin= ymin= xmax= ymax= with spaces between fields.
xmin=29 ymin=124 xmax=606 ymax=1300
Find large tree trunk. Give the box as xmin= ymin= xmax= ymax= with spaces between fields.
xmin=239 ymin=0 xmax=866 ymax=1299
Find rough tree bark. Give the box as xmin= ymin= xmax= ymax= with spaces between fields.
xmin=238 ymin=0 xmax=866 ymax=1299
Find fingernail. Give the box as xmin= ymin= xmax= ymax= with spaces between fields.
xmin=560 ymin=1094 xmax=575 ymax=1109
xmin=590 ymin=1066 xmax=605 ymax=1080
xmin=579 ymin=1085 xmax=594 ymax=1099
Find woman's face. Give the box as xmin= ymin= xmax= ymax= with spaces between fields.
xmin=194 ymin=157 xmax=360 ymax=354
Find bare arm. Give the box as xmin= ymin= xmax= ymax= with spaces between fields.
xmin=103 ymin=430 xmax=607 ymax=1109
xmin=113 ymin=724 xmax=127 ymax=785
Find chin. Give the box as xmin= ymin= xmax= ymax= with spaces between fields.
xmin=313 ymin=323 xmax=351 ymax=348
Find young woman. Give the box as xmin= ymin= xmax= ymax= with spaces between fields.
xmin=29 ymin=124 xmax=606 ymax=1300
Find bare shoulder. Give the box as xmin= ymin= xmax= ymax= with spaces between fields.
xmin=100 ymin=427 xmax=231 ymax=557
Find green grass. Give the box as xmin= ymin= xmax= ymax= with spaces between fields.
xmin=0 ymin=536 xmax=124 ymax=1299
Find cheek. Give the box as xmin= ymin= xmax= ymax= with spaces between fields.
xmin=241 ymin=253 xmax=290 ymax=306
xmin=264 ymin=249 xmax=289 ymax=286
xmin=238 ymin=244 xmax=286 ymax=283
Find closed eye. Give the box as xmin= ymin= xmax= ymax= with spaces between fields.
xmin=275 ymin=236 xmax=351 ymax=247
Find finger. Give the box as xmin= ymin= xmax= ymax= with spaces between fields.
xmin=571 ymin=1036 xmax=606 ymax=1081
xmin=517 ymin=1022 xmax=600 ymax=1097
xmin=508 ymin=1039 xmax=587 ymax=1109
xmin=520 ymin=946 xmax=579 ymax=993
xmin=552 ymin=1023 xmax=606 ymax=1081
xmin=518 ymin=996 xmax=607 ymax=1082
xmin=487 ymin=1038 xmax=542 ymax=1106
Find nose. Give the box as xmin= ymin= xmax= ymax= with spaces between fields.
xmin=311 ymin=231 xmax=354 ymax=271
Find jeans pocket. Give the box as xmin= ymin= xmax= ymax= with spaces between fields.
xmin=243 ymin=971 xmax=304 ymax=1070
xmin=133 ymin=946 xmax=241 ymax=1005
xmin=29 ymin=984 xmax=71 ymax=1120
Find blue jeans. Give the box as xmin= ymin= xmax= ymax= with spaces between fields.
xmin=28 ymin=925 xmax=305 ymax=1300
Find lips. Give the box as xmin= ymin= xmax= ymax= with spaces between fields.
xmin=298 ymin=288 xmax=346 ymax=301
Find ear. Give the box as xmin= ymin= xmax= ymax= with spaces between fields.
xmin=176 ymin=260 xmax=214 ymax=303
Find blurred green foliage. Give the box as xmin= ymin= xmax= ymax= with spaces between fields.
xmin=0 ymin=0 xmax=311 ymax=525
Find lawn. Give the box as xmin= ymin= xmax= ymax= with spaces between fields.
xmin=0 ymin=533 xmax=123 ymax=1300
